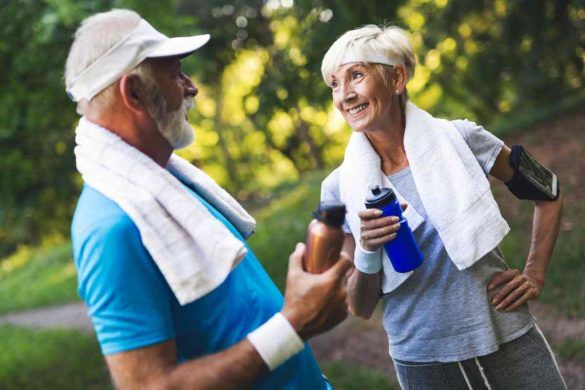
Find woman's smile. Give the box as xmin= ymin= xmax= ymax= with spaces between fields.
xmin=348 ymin=103 xmax=369 ymax=115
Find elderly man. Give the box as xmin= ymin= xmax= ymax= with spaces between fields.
xmin=67 ymin=9 xmax=350 ymax=389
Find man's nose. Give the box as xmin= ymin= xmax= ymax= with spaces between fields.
xmin=181 ymin=73 xmax=198 ymax=98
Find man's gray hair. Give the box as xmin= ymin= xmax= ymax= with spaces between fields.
xmin=65 ymin=9 xmax=149 ymax=115
xmin=321 ymin=25 xmax=416 ymax=87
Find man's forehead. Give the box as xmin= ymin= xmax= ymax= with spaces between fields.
xmin=147 ymin=56 xmax=181 ymax=70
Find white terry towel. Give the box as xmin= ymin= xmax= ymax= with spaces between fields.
xmin=340 ymin=102 xmax=509 ymax=293
xmin=74 ymin=118 xmax=256 ymax=305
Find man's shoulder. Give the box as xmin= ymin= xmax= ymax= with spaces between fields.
xmin=72 ymin=185 xmax=138 ymax=242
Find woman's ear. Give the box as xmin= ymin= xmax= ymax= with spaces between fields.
xmin=392 ymin=64 xmax=408 ymax=93
xmin=118 ymin=74 xmax=148 ymax=115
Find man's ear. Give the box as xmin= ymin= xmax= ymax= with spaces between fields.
xmin=118 ymin=74 xmax=148 ymax=114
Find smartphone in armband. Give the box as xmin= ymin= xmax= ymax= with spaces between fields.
xmin=507 ymin=145 xmax=559 ymax=201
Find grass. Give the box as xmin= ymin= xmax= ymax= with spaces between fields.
xmin=0 ymin=325 xmax=111 ymax=390
xmin=0 ymin=242 xmax=78 ymax=314
xmin=247 ymin=170 xmax=326 ymax=291
xmin=551 ymin=338 xmax=585 ymax=362
xmin=321 ymin=361 xmax=398 ymax=389
xmin=0 ymin=323 xmax=394 ymax=390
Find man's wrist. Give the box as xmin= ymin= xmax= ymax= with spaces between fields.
xmin=246 ymin=313 xmax=305 ymax=371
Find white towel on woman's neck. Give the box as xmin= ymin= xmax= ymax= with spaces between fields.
xmin=74 ymin=117 xmax=256 ymax=305
xmin=340 ymin=102 xmax=509 ymax=293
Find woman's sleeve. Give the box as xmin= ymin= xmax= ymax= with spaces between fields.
xmin=321 ymin=169 xmax=352 ymax=234
xmin=452 ymin=119 xmax=504 ymax=176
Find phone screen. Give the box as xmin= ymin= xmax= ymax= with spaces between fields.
xmin=518 ymin=151 xmax=558 ymax=197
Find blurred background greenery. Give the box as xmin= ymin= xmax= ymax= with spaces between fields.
xmin=0 ymin=0 xmax=583 ymax=389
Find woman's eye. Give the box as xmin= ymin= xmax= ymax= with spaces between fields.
xmin=352 ymin=71 xmax=364 ymax=80
xmin=331 ymin=80 xmax=338 ymax=88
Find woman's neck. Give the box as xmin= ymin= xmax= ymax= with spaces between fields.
xmin=365 ymin=109 xmax=408 ymax=175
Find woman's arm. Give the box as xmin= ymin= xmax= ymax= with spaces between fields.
xmin=487 ymin=145 xmax=564 ymax=311
xmin=342 ymin=234 xmax=383 ymax=319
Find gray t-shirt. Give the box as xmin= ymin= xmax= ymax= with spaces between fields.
xmin=321 ymin=119 xmax=534 ymax=362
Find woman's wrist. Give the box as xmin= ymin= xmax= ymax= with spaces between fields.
xmin=354 ymin=245 xmax=383 ymax=274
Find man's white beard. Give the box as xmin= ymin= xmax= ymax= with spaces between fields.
xmin=155 ymin=98 xmax=195 ymax=150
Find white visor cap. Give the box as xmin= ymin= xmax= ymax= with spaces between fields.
xmin=66 ymin=19 xmax=210 ymax=102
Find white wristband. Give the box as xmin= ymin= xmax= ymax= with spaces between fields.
xmin=354 ymin=246 xmax=383 ymax=274
xmin=247 ymin=313 xmax=305 ymax=371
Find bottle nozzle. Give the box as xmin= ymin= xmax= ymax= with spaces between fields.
xmin=369 ymin=185 xmax=382 ymax=196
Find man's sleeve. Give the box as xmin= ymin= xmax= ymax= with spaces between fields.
xmin=75 ymin=216 xmax=176 ymax=355
xmin=452 ymin=119 xmax=504 ymax=176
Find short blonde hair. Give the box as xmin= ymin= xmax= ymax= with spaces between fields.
xmin=321 ymin=25 xmax=416 ymax=87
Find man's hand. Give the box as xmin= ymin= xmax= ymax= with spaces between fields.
xmin=281 ymin=243 xmax=353 ymax=340
xmin=487 ymin=269 xmax=543 ymax=312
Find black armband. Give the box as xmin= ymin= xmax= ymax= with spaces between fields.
xmin=505 ymin=145 xmax=559 ymax=201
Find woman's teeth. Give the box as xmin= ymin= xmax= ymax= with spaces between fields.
xmin=349 ymin=103 xmax=368 ymax=115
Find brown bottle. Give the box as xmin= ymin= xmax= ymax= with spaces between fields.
xmin=303 ymin=202 xmax=346 ymax=273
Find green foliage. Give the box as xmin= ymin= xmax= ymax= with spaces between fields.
xmin=248 ymin=170 xmax=326 ymax=291
xmin=320 ymin=361 xmax=398 ymax=390
xmin=0 ymin=323 xmax=401 ymax=389
xmin=0 ymin=242 xmax=77 ymax=314
xmin=551 ymin=338 xmax=585 ymax=362
xmin=0 ymin=325 xmax=112 ymax=390
xmin=1 ymin=0 xmax=582 ymax=256
xmin=0 ymin=0 xmax=182 ymax=255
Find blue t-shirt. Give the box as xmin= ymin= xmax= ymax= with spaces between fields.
xmin=71 ymin=184 xmax=327 ymax=389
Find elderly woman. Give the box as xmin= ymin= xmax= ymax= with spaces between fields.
xmin=320 ymin=25 xmax=566 ymax=389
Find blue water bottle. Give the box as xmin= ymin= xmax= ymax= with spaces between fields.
xmin=364 ymin=185 xmax=424 ymax=273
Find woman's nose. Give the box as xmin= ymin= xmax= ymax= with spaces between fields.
xmin=343 ymin=91 xmax=357 ymax=103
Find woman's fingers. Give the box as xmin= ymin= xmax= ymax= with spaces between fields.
xmin=502 ymin=288 xmax=535 ymax=312
xmin=494 ymin=280 xmax=531 ymax=310
xmin=487 ymin=269 xmax=518 ymax=290
xmin=491 ymin=273 xmax=524 ymax=305
xmin=489 ymin=269 xmax=541 ymax=311
xmin=358 ymin=209 xmax=383 ymax=220
xmin=361 ymin=216 xmax=399 ymax=231
xmin=361 ymin=220 xmax=400 ymax=237
xmin=358 ymin=209 xmax=403 ymax=251
xmin=364 ymin=233 xmax=397 ymax=248
xmin=360 ymin=221 xmax=401 ymax=250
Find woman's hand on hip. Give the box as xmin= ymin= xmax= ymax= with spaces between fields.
xmin=487 ymin=269 xmax=543 ymax=312
xmin=358 ymin=204 xmax=407 ymax=251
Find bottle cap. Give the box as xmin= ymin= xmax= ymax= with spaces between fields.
xmin=312 ymin=202 xmax=346 ymax=227
xmin=364 ymin=185 xmax=397 ymax=209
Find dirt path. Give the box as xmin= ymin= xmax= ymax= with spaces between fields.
xmin=0 ymin=302 xmax=93 ymax=331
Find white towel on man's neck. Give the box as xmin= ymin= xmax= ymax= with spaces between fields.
xmin=74 ymin=118 xmax=256 ymax=305
xmin=340 ymin=102 xmax=509 ymax=293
